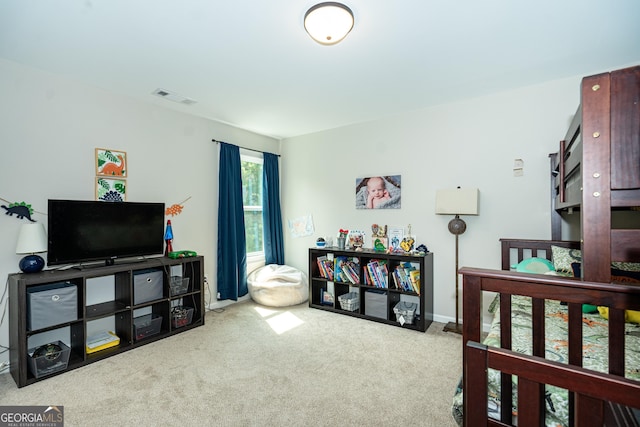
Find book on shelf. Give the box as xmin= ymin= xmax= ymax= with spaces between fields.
xmin=366 ymin=259 xmax=388 ymax=288
xmin=409 ymin=269 xmax=420 ymax=295
xmin=316 ymin=256 xmax=334 ymax=281
xmin=393 ymin=262 xmax=420 ymax=294
xmin=363 ymin=268 xmax=372 ymax=286
xmin=394 ymin=264 xmax=409 ymax=291
xmin=391 ymin=267 xmax=402 ymax=290
xmin=334 ymin=256 xmax=360 ymax=284
xmin=320 ymin=288 xmax=334 ymax=305
xmin=364 ymin=262 xmax=373 ymax=286
xmin=377 ymin=262 xmax=388 ymax=288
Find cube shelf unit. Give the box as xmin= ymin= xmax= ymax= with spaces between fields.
xmin=8 ymin=256 xmax=205 ymax=388
xmin=309 ymin=248 xmax=433 ymax=332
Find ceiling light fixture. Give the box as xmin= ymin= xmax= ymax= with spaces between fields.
xmin=304 ymin=2 xmax=354 ymax=45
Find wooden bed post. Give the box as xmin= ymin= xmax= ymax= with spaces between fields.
xmin=549 ymin=151 xmax=562 ymax=240
xmin=580 ymin=71 xmax=611 ymax=283
xmin=462 ymin=274 xmax=482 ymax=427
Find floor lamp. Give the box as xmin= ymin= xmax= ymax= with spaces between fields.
xmin=435 ymin=187 xmax=479 ymax=334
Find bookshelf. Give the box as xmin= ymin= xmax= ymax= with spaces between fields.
xmin=8 ymin=256 xmax=205 ymax=388
xmin=308 ymin=248 xmax=433 ymax=332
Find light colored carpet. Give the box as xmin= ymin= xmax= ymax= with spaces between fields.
xmin=0 ymin=301 xmax=462 ymax=426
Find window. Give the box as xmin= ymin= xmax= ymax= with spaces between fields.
xmin=241 ymin=154 xmax=263 ymax=255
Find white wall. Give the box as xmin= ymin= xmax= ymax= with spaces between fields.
xmin=280 ymin=76 xmax=582 ymax=325
xmin=0 ymin=55 xmax=623 ymax=368
xmin=0 ymin=58 xmax=279 ymax=365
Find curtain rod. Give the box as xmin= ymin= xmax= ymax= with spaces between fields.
xmin=212 ymin=139 xmax=280 ymax=157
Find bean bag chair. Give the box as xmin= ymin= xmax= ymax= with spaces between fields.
xmin=247 ymin=264 xmax=309 ymax=307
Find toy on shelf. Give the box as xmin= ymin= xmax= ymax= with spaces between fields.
xmin=371 ymin=224 xmax=388 ymax=252
xmin=164 ymin=220 xmax=174 ymax=256
xmin=400 ymin=224 xmax=415 ymax=253
xmin=168 ymin=250 xmax=197 ymax=259
xmin=337 ymin=229 xmax=348 ymax=249
xmin=414 ymin=244 xmax=429 ymax=256
xmin=400 ymin=237 xmax=414 ymax=252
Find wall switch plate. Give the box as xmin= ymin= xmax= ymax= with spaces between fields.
xmin=513 ymin=158 xmax=524 ymax=176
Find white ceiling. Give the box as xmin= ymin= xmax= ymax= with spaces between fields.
xmin=1 ymin=1 xmax=639 ymax=139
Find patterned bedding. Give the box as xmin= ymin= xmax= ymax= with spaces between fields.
xmin=451 ymin=295 xmax=640 ymax=426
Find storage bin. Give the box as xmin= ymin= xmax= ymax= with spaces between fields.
xmin=170 ymin=276 xmax=190 ymax=296
xmin=133 ymin=269 xmax=163 ymax=305
xmin=171 ymin=306 xmax=194 ymax=328
xmin=364 ymin=290 xmax=387 ymax=319
xmin=27 ymin=282 xmax=78 ymax=331
xmin=337 ymin=292 xmax=359 ymax=311
xmin=28 ymin=341 xmax=71 ymax=378
xmin=393 ymin=301 xmax=418 ymax=325
xmin=134 ymin=314 xmax=163 ymax=341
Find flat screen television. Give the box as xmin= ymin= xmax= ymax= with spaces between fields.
xmin=47 ymin=199 xmax=165 ymax=266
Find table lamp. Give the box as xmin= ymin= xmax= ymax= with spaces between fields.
xmin=16 ymin=222 xmax=48 ymax=273
xmin=435 ymin=187 xmax=479 ymax=334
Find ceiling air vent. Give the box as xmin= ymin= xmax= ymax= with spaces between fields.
xmin=152 ymin=88 xmax=197 ymax=105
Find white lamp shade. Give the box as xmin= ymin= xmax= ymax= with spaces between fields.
xmin=435 ymin=188 xmax=479 ymax=215
xmin=16 ymin=223 xmax=48 ymax=254
xmin=304 ymin=2 xmax=354 ymax=45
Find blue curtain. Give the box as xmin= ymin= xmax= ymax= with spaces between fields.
xmin=262 ymin=152 xmax=285 ymax=265
xmin=217 ymin=143 xmax=247 ymax=300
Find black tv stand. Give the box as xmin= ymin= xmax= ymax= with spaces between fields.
xmin=9 ymin=256 xmax=205 ymax=387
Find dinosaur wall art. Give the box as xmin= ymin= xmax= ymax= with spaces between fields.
xmin=95 ymin=148 xmax=127 ymax=177
xmin=1 ymin=201 xmax=36 ymax=222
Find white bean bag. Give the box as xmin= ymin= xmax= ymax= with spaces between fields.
xmin=248 ymin=264 xmax=309 ymax=307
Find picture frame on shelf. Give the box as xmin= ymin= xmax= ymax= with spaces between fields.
xmin=388 ymin=226 xmax=404 ymax=252
xmin=371 ymin=236 xmax=388 ymax=252
xmin=347 ymin=230 xmax=365 ymax=249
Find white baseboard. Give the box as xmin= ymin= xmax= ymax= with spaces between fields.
xmin=208 ymin=300 xmax=493 ymax=332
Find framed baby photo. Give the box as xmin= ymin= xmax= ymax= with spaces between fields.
xmin=355 ymin=175 xmax=401 ymax=209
